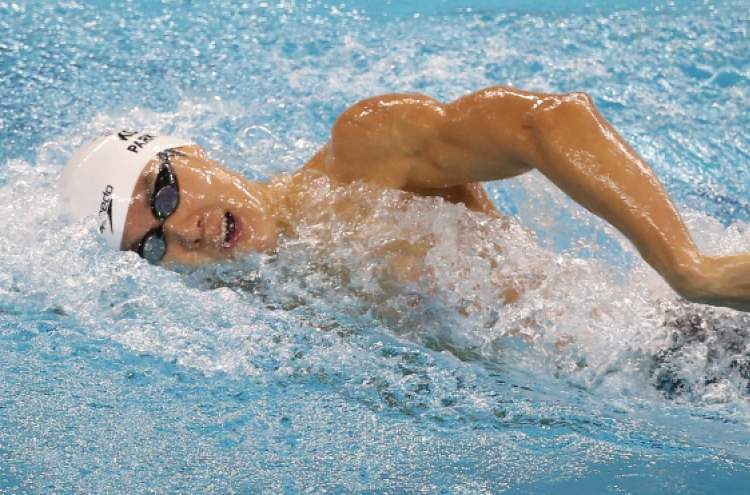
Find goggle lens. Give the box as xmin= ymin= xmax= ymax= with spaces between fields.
xmin=136 ymin=149 xmax=181 ymax=264
xmin=139 ymin=230 xmax=167 ymax=264
xmin=153 ymin=184 xmax=179 ymax=219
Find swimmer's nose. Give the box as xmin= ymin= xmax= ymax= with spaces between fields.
xmin=163 ymin=213 xmax=205 ymax=250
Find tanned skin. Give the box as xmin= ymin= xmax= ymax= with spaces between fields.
xmin=123 ymin=86 xmax=750 ymax=311
xmin=304 ymin=87 xmax=750 ymax=311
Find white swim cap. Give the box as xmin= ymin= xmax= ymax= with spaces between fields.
xmin=58 ymin=131 xmax=195 ymax=250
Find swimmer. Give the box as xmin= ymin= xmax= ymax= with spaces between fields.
xmin=59 ymin=86 xmax=750 ymax=312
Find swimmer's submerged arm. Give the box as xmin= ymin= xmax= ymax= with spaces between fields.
xmin=325 ymin=86 xmax=750 ymax=311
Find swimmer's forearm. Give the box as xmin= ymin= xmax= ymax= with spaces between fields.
xmin=518 ymin=92 xmax=704 ymax=281
xmin=443 ymin=90 xmax=705 ymax=289
xmin=470 ymin=90 xmax=750 ymax=310
xmin=436 ymin=89 xmax=700 ymax=277
xmin=436 ymin=88 xmax=750 ymax=309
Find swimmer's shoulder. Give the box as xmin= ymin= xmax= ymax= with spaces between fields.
xmin=296 ymin=94 xmax=446 ymax=189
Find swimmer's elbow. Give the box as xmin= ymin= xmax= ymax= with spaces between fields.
xmin=525 ymin=91 xmax=597 ymax=133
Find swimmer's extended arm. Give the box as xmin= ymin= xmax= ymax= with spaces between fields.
xmin=321 ymin=86 xmax=750 ymax=311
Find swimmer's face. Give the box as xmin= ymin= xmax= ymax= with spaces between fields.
xmin=121 ymin=145 xmax=280 ymax=264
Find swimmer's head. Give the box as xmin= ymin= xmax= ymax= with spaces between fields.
xmin=58 ymin=131 xmax=194 ymax=250
xmin=60 ymin=130 xmax=282 ymax=264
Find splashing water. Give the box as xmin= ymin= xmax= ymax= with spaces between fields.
xmin=3 ymin=0 xmax=750 ymax=492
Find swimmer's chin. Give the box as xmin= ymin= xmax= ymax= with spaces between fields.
xmin=159 ymin=246 xmax=277 ymax=270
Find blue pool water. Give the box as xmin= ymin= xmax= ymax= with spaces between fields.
xmin=3 ymin=0 xmax=750 ymax=492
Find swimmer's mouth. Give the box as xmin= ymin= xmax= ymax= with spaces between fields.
xmin=221 ymin=212 xmax=242 ymax=248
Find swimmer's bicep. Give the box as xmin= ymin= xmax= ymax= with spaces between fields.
xmin=327 ymin=89 xmax=537 ymax=189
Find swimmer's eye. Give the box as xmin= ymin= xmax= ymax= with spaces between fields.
xmin=151 ymin=150 xmax=180 ymax=220
xmin=137 ymin=149 xmax=181 ymax=264
xmin=137 ymin=226 xmax=167 ymax=264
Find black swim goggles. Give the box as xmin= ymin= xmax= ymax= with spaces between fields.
xmin=136 ymin=149 xmax=181 ymax=264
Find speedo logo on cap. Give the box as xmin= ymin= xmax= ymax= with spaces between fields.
xmin=98 ymin=185 xmax=114 ymax=234
xmin=118 ymin=131 xmax=157 ymax=153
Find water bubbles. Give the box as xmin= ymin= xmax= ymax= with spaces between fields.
xmin=4 ymin=0 xmax=750 ymax=490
